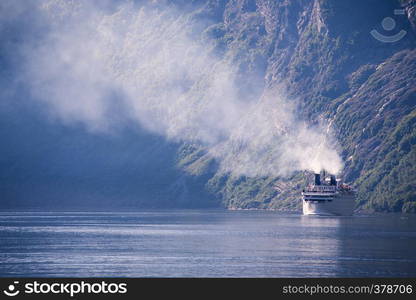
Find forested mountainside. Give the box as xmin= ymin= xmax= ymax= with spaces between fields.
xmin=178 ymin=0 xmax=416 ymax=213
xmin=0 ymin=0 xmax=415 ymax=212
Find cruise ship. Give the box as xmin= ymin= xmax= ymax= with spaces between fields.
xmin=302 ymin=171 xmax=355 ymax=216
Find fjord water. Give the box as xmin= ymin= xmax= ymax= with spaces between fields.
xmin=0 ymin=210 xmax=415 ymax=277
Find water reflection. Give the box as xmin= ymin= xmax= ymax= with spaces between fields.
xmin=297 ymin=216 xmax=343 ymax=277
xmin=0 ymin=211 xmax=415 ymax=277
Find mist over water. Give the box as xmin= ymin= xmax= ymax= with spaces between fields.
xmin=19 ymin=0 xmax=343 ymax=176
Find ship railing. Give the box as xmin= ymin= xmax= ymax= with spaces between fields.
xmin=306 ymin=186 xmax=336 ymax=192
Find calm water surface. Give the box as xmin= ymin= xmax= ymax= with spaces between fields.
xmin=0 ymin=210 xmax=415 ymax=277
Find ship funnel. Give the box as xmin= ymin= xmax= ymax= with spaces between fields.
xmin=330 ymin=175 xmax=336 ymax=186
xmin=314 ymin=173 xmax=321 ymax=185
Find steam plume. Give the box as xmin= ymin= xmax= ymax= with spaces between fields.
xmin=20 ymin=0 xmax=343 ymax=177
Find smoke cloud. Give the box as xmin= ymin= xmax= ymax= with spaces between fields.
xmin=18 ymin=0 xmax=343 ymax=177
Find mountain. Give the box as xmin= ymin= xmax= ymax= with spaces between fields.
xmin=180 ymin=0 xmax=416 ymax=213
xmin=0 ymin=0 xmax=415 ymax=212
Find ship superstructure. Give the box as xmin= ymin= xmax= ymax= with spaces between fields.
xmin=302 ymin=171 xmax=355 ymax=216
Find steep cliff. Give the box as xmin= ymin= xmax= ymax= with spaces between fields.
xmin=183 ymin=0 xmax=416 ymax=212
xmin=0 ymin=0 xmax=415 ymax=212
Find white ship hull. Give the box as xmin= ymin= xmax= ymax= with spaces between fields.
xmin=302 ymin=194 xmax=355 ymax=216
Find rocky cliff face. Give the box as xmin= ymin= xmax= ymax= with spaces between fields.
xmin=183 ymin=0 xmax=416 ymax=212
xmin=1 ymin=0 xmax=415 ymax=212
